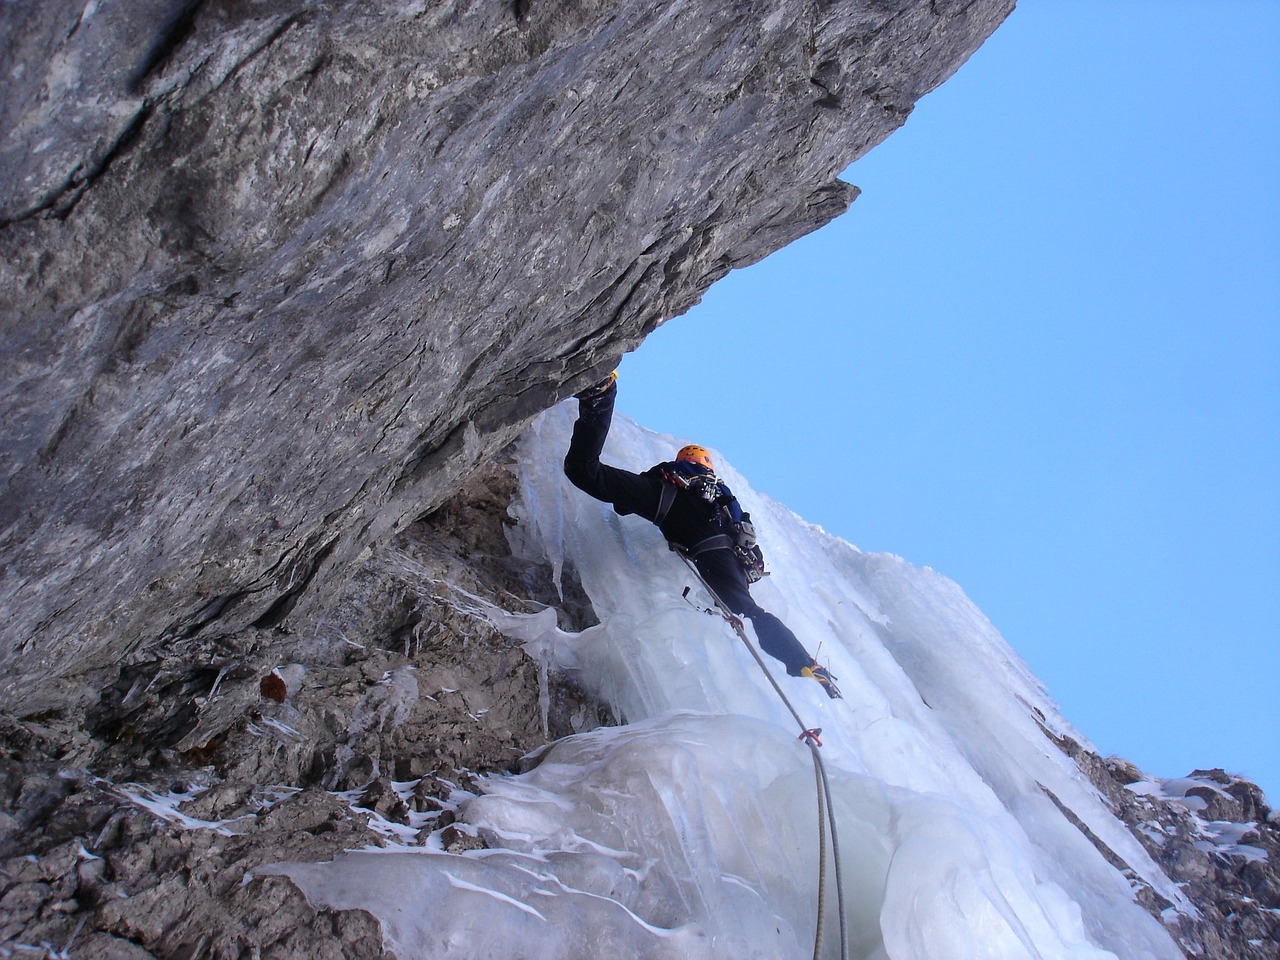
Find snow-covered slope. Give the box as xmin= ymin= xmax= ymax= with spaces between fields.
xmin=265 ymin=405 xmax=1188 ymax=960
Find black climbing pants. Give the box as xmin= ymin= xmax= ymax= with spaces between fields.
xmin=691 ymin=548 xmax=813 ymax=677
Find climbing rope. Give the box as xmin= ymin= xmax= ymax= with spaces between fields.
xmin=676 ymin=554 xmax=850 ymax=960
xmin=811 ymin=748 xmax=830 ymax=960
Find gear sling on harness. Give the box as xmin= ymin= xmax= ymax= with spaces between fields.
xmin=655 ymin=481 xmax=735 ymax=557
xmin=654 ymin=473 xmax=759 ymax=572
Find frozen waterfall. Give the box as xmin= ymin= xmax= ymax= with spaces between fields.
xmin=264 ymin=403 xmax=1189 ymax=960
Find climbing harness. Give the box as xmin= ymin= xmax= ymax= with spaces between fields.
xmin=677 ymin=556 xmax=850 ymax=960
xmin=657 ymin=466 xmax=768 ymax=582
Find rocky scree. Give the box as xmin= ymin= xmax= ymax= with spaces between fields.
xmin=0 ymin=461 xmax=610 ymax=958
xmin=1045 ymin=729 xmax=1279 ymax=960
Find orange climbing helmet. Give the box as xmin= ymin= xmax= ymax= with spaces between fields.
xmin=676 ymin=444 xmax=714 ymax=471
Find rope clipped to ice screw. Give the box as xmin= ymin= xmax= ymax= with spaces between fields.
xmin=677 ymin=554 xmax=850 ymax=960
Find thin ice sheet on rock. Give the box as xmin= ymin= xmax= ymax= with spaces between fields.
xmin=268 ymin=404 xmax=1187 ymax=960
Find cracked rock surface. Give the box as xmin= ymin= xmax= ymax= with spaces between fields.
xmin=0 ymin=0 xmax=1015 ymax=710
xmin=1 ymin=461 xmax=609 ymax=957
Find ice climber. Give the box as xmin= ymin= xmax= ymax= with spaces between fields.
xmin=563 ymin=371 xmax=842 ymax=699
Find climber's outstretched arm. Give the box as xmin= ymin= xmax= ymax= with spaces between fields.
xmin=563 ymin=377 xmax=662 ymax=521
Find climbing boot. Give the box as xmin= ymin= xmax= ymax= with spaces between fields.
xmin=801 ymin=663 xmax=842 ymax=699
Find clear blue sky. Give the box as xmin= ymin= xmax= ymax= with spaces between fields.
xmin=620 ymin=1 xmax=1279 ymax=800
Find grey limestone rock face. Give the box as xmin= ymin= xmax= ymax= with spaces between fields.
xmin=0 ymin=0 xmax=1015 ymax=709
